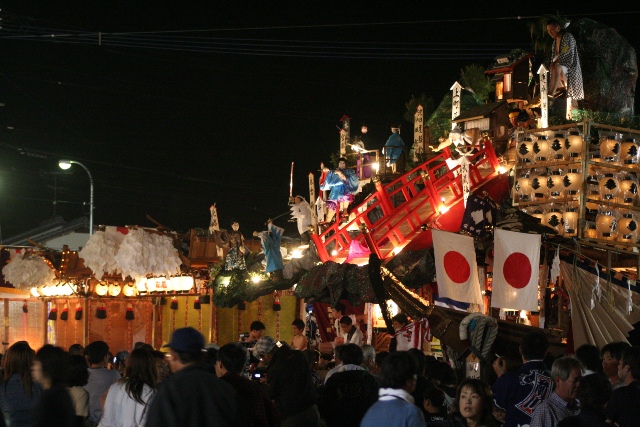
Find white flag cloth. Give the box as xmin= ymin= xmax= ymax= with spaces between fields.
xmin=492 ymin=229 xmax=541 ymax=311
xmin=394 ymin=319 xmax=431 ymax=351
xmin=432 ymin=230 xmax=483 ymax=305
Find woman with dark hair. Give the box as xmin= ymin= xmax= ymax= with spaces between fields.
xmin=68 ymin=355 xmax=89 ymax=427
xmin=98 ymin=348 xmax=157 ymax=427
xmin=428 ymin=378 xmax=498 ymax=427
xmin=31 ymin=345 xmax=75 ymax=427
xmin=0 ymin=341 xmax=42 ymax=427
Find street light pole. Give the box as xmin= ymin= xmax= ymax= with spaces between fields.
xmin=59 ymin=160 xmax=94 ymax=235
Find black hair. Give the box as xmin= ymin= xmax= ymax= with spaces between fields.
xmin=333 ymin=302 xmax=346 ymax=313
xmin=427 ymin=361 xmax=457 ymax=386
xmin=68 ymin=354 xmax=89 ymax=387
xmin=621 ymin=346 xmax=640 ymax=380
xmin=36 ymin=345 xmax=70 ymax=387
xmin=407 ymin=348 xmax=426 ymax=376
xmin=68 ymin=344 xmax=84 ymax=356
xmin=292 ymin=318 xmax=305 ymax=330
xmin=452 ymin=379 xmax=497 ymax=426
xmin=339 ymin=315 xmax=353 ymax=326
xmin=338 ymin=157 xmax=347 ymax=163
xmin=391 ymin=313 xmax=409 ymax=326
xmin=601 ymin=341 xmax=630 ymax=361
xmin=250 ymin=321 xmax=266 ymax=332
xmin=521 ymin=331 xmax=549 ymax=360
xmin=575 ymin=344 xmax=602 ymax=373
xmin=546 ymin=19 xmax=562 ymax=28
xmin=577 ymin=372 xmax=611 ymax=408
xmin=217 ymin=343 xmax=247 ymax=375
xmin=375 ymin=351 xmax=389 ymax=367
xmin=339 ymin=344 xmax=363 ymax=365
xmin=423 ymin=379 xmax=445 ymax=408
xmin=85 ymin=341 xmax=110 ymax=365
xmin=380 ymin=351 xmax=418 ymax=389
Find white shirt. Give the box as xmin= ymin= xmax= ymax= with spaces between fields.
xmin=340 ymin=325 xmax=364 ymax=346
xmin=98 ymin=381 xmax=155 ymax=427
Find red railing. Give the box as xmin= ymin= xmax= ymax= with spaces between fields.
xmin=312 ymin=142 xmax=501 ymax=263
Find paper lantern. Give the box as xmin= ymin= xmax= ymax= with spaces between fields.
xmin=596 ymin=212 xmax=617 ymax=239
xmin=550 ymin=132 xmax=566 ymax=161
xmin=533 ymin=135 xmax=550 ymax=161
xmin=564 ymin=130 xmax=584 ymax=159
xmin=584 ymin=222 xmax=597 ymax=239
xmin=179 ymin=276 xmax=194 ymax=292
xmin=547 ymin=169 xmax=564 ymax=199
xmin=617 ymin=212 xmax=638 ymax=243
xmin=146 ymin=278 xmax=157 ymax=292
xmin=108 ymin=283 xmax=121 ymax=297
xmin=95 ymin=282 xmax=108 ymax=296
xmin=530 ymin=168 xmax=548 ymax=202
xmin=620 ymin=137 xmax=639 ymax=165
xmin=517 ymin=136 xmax=535 ymax=163
xmin=135 ymin=277 xmax=147 ymax=293
xmin=598 ymin=173 xmax=620 ymax=201
xmin=528 ymin=206 xmax=545 ymax=224
xmin=123 ymin=283 xmax=136 ymax=297
xmin=563 ymin=204 xmax=579 ymax=237
xmin=563 ymin=168 xmax=582 ymax=196
xmin=515 ymin=173 xmax=533 ymax=202
xmin=600 ymin=135 xmax=620 ymax=163
xmin=619 ymin=175 xmax=638 ymax=205
xmin=544 ymin=208 xmax=564 ymax=235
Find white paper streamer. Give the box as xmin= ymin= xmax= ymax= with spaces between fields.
xmin=78 ymin=229 xmax=125 ymax=280
xmin=628 ymin=279 xmax=633 ymax=315
xmin=2 ymin=253 xmax=56 ymax=289
xmin=115 ymin=229 xmax=181 ymax=280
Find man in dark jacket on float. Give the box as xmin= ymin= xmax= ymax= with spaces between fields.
xmin=146 ymin=327 xmax=244 ymax=426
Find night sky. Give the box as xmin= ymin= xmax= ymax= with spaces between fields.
xmin=0 ymin=2 xmax=638 ymax=241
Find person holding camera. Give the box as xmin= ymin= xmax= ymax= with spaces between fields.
xmin=216 ymin=343 xmax=280 ymax=427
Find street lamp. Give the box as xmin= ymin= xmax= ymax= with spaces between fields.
xmin=59 ymin=160 xmax=94 ymax=235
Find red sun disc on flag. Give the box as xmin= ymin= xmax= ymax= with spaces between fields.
xmin=503 ymin=252 xmax=531 ymax=289
xmin=444 ymin=251 xmax=471 ymax=284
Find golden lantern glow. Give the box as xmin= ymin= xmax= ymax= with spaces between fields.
xmin=123 ymin=283 xmax=136 ymax=297
xmin=550 ymin=132 xmax=566 ymax=161
xmin=544 ymin=208 xmax=564 ymax=236
xmin=135 ymin=277 xmax=147 ymax=293
xmin=547 ymin=169 xmax=564 ymax=199
xmin=596 ymin=212 xmax=617 ymax=240
xmin=145 ymin=277 xmax=157 ymax=292
xmin=517 ymin=136 xmax=535 ymax=163
xmin=564 ymin=130 xmax=584 ymax=159
xmin=617 ymin=212 xmax=638 ymax=243
xmin=530 ymin=168 xmax=547 ymax=202
xmin=95 ymin=282 xmax=108 ymax=296
xmin=619 ymin=137 xmax=638 ymax=165
xmin=599 ymin=173 xmax=620 ymax=200
xmin=600 ymin=135 xmax=620 ymax=163
xmin=533 ymin=135 xmax=550 ymax=161
xmin=584 ymin=222 xmax=597 ymax=239
xmin=619 ymin=175 xmax=638 ymax=205
xmin=563 ymin=167 xmax=582 ymax=196
xmin=108 ymin=283 xmax=121 ymax=297
xmin=515 ymin=173 xmax=533 ymax=202
xmin=30 ymin=287 xmax=39 ymax=297
xmin=563 ymin=204 xmax=579 ymax=237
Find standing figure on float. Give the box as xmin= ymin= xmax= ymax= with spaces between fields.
xmin=547 ymin=19 xmax=584 ymax=102
xmin=319 ymin=157 xmax=359 ymax=224
xmin=213 ymin=220 xmax=247 ymax=271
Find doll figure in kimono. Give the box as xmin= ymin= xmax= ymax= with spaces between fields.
xmin=319 ymin=158 xmax=359 ymax=224
xmin=253 ymin=220 xmax=284 ymax=278
xmin=213 ymin=220 xmax=247 ymax=271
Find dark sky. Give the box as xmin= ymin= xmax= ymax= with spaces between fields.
xmin=0 ymin=2 xmax=638 ymax=240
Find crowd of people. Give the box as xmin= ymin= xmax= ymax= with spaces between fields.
xmin=0 ymin=316 xmax=638 ymax=427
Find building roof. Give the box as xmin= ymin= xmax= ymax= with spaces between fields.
xmin=452 ymin=101 xmax=507 ymax=123
xmin=2 ymin=216 xmax=89 ymax=247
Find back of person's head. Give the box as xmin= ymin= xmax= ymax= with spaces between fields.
xmin=575 ymin=344 xmax=602 ymax=373
xmin=375 ymin=351 xmax=389 ymax=369
xmin=166 ymin=327 xmax=205 ymax=365
xmin=68 ymin=344 xmax=84 ymax=356
xmin=292 ymin=318 xmax=305 ymax=330
xmin=621 ymin=346 xmax=640 ymax=380
xmin=68 ymin=354 xmax=89 ymax=387
xmin=333 ymin=302 xmax=346 ymax=314
xmin=423 ymin=379 xmax=445 ymax=408
xmin=577 ymin=372 xmax=611 ymax=408
xmin=2 ymin=341 xmax=35 ymax=396
xmin=85 ymin=340 xmax=110 ymax=365
xmin=453 ymin=378 xmax=494 ymax=424
xmin=339 ymin=315 xmax=352 ymax=326
xmin=428 ymin=361 xmax=457 ymax=386
xmin=123 ymin=348 xmax=157 ymax=404
xmin=217 ymin=343 xmax=247 ymax=375
xmin=391 ymin=313 xmax=409 ymax=326
xmin=407 ymin=348 xmax=426 ymax=376
xmin=380 ymin=351 xmax=418 ymax=389
xmin=35 ymin=345 xmax=70 ymax=387
xmin=250 ymin=321 xmax=266 ymax=332
xmin=361 ymin=345 xmax=375 ymax=364
xmin=551 ymin=356 xmax=583 ymax=381
xmin=521 ymin=331 xmax=549 ymax=360
xmin=340 ymin=344 xmax=363 ymax=365
xmin=302 ymin=349 xmax=320 ymax=368
xmin=601 ymin=341 xmax=630 ymax=361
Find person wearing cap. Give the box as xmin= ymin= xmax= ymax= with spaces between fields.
xmin=319 ymin=158 xmax=359 ymax=225
xmin=146 ymin=327 xmax=243 ymax=426
xmin=254 ymin=336 xmax=320 ymax=426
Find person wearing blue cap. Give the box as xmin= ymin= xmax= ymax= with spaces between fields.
xmin=146 ymin=327 xmax=244 ymax=426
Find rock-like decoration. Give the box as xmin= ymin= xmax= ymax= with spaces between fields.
xmin=569 ymin=18 xmax=637 ymax=115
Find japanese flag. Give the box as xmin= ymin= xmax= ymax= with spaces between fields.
xmin=491 ymin=229 xmax=541 ymax=311
xmin=432 ymin=230 xmax=483 ymax=305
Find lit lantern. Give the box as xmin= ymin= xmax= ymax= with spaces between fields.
xmin=135 ymin=277 xmax=147 ymax=293
xmin=596 ymin=211 xmax=617 ymax=240
xmin=619 ymin=174 xmax=638 ymax=205
xmin=564 ymin=130 xmax=584 ymax=159
xmin=108 ymin=283 xmax=121 ymax=297
xmin=544 ymin=207 xmax=564 ymax=235
xmin=530 ymin=168 xmax=548 ymax=202
xmin=533 ymin=135 xmax=550 ymax=161
xmin=146 ymin=278 xmax=157 ymax=292
xmin=517 ymin=136 xmax=535 ymax=163
xmin=598 ymin=173 xmax=620 ymax=200
xmin=37 ymin=285 xmax=47 ymax=297
xmin=599 ymin=135 xmax=620 ymax=163
xmin=547 ymin=169 xmax=564 ymax=199
xmin=584 ymin=221 xmax=597 ymax=239
xmin=515 ymin=173 xmax=533 ymax=202
xmin=563 ymin=167 xmax=582 ymax=196
xmin=550 ymin=132 xmax=566 ymax=161
xmin=617 ymin=212 xmax=638 ymax=243
xmin=30 ymin=287 xmax=39 ymax=297
xmin=95 ymin=282 xmax=108 ymax=296
xmin=123 ymin=283 xmax=136 ymax=297
xmin=180 ymin=276 xmax=194 ymax=292
xmin=563 ymin=203 xmax=579 ymax=237
xmin=620 ymin=137 xmax=639 ymax=165
xmin=528 ymin=206 xmax=545 ymax=224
